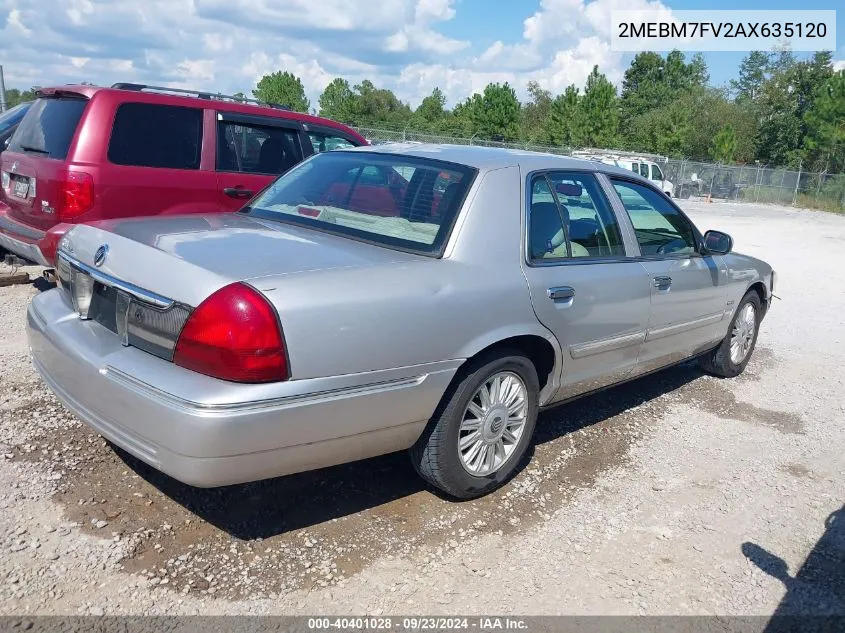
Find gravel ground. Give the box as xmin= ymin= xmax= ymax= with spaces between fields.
xmin=0 ymin=200 xmax=842 ymax=616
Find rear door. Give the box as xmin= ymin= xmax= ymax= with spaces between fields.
xmin=1 ymin=95 xmax=88 ymax=230
xmin=608 ymin=178 xmax=729 ymax=373
xmin=520 ymin=170 xmax=651 ymax=401
xmin=215 ymin=113 xmax=304 ymax=210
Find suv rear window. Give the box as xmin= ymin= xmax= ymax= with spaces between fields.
xmin=108 ymin=103 xmax=202 ymax=170
xmin=8 ymin=97 xmax=88 ymax=159
xmin=246 ymin=152 xmax=476 ymax=256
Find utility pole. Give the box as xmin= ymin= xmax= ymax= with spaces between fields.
xmin=0 ymin=65 xmax=7 ymax=112
xmin=792 ymin=160 xmax=802 ymax=207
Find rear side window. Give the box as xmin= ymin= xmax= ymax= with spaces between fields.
xmin=307 ymin=131 xmax=356 ymax=153
xmin=8 ymin=97 xmax=88 ymax=159
xmin=246 ymin=151 xmax=476 ymax=256
xmin=217 ymin=120 xmax=302 ymax=174
xmin=528 ymin=172 xmax=625 ymax=260
xmin=108 ymin=103 xmax=202 ymax=169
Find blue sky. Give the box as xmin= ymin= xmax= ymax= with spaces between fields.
xmin=0 ymin=0 xmax=842 ymax=108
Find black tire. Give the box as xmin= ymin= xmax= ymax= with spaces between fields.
xmin=699 ymin=290 xmax=761 ymax=378
xmin=409 ymin=349 xmax=539 ymax=499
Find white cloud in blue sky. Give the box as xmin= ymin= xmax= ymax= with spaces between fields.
xmin=0 ymin=0 xmax=841 ymax=109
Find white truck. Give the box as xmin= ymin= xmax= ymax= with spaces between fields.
xmin=572 ymin=151 xmax=675 ymax=198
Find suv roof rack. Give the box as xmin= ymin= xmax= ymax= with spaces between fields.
xmin=109 ymin=83 xmax=291 ymax=110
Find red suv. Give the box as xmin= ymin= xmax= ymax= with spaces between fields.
xmin=0 ymin=83 xmax=366 ymax=266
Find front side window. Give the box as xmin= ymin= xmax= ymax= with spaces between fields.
xmin=611 ymin=179 xmax=698 ymax=256
xmin=246 ymin=151 xmax=475 ymax=255
xmin=307 ymin=131 xmax=356 ymax=153
xmin=639 ymin=163 xmax=650 ymax=178
xmin=108 ymin=103 xmax=202 ymax=169
xmin=528 ymin=172 xmax=625 ymax=261
xmin=652 ymin=164 xmax=664 ymax=181
xmin=217 ymin=120 xmax=302 ymax=174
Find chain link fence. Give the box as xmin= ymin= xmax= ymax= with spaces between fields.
xmin=354 ymin=126 xmax=845 ymax=212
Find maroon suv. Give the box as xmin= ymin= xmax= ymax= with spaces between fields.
xmin=0 ymin=83 xmax=367 ymax=266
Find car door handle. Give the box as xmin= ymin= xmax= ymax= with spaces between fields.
xmin=653 ymin=276 xmax=672 ymax=290
xmin=548 ymin=286 xmax=575 ymax=301
xmin=223 ymin=187 xmax=254 ymax=199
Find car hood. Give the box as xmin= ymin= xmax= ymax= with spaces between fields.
xmin=89 ymin=212 xmax=421 ymax=281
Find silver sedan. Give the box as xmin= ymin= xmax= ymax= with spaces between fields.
xmin=26 ymin=144 xmax=774 ymax=499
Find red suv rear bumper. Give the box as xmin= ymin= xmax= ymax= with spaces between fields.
xmin=0 ymin=202 xmax=70 ymax=266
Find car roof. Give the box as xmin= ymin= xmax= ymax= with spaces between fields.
xmin=346 ymin=142 xmax=645 ymax=180
xmin=35 ymin=84 xmax=363 ymax=139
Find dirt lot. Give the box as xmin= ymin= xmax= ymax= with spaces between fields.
xmin=0 ymin=200 xmax=843 ymax=616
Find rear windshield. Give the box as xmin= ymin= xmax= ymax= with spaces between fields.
xmin=0 ymin=102 xmax=31 ymax=134
xmin=8 ymin=96 xmax=88 ymax=159
xmin=245 ymin=151 xmax=476 ymax=256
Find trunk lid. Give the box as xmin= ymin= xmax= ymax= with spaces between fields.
xmin=62 ymin=212 xmax=422 ymax=307
xmin=1 ymin=94 xmax=89 ymax=231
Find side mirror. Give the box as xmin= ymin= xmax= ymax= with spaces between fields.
xmin=703 ymin=230 xmax=733 ymax=255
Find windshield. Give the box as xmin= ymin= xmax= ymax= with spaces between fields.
xmin=0 ymin=102 xmax=31 ymax=134
xmin=245 ymin=151 xmax=476 ymax=256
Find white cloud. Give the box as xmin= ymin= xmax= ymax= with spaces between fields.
xmin=833 ymin=60 xmax=845 ymax=72
xmin=0 ymin=0 xmax=674 ymax=111
xmin=6 ymin=8 xmax=32 ymax=35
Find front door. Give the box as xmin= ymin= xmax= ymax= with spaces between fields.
xmin=215 ymin=113 xmax=305 ymax=211
xmin=520 ymin=171 xmax=652 ymax=401
xmin=608 ymin=178 xmax=729 ymax=374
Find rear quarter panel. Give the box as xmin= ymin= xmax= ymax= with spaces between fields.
xmin=255 ymin=165 xmax=559 ymax=382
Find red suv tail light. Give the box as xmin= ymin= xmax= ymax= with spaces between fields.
xmin=173 ymin=283 xmax=289 ymax=383
xmin=58 ymin=171 xmax=94 ymax=221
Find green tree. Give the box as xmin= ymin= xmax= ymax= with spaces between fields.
xmin=756 ymin=51 xmax=834 ymax=166
xmin=318 ymin=77 xmax=356 ymax=122
xmin=620 ymin=50 xmax=708 ymax=127
xmin=547 ymin=85 xmax=580 ymax=147
xmin=731 ymin=51 xmax=769 ymax=102
xmin=450 ymin=93 xmax=482 ymax=136
xmin=3 ymin=87 xmax=37 ymax=108
xmin=619 ymin=52 xmax=666 ymax=124
xmin=711 ymin=124 xmax=737 ymax=162
xmin=520 ymin=81 xmax=553 ymax=143
xmin=578 ymin=66 xmax=618 ymax=148
xmin=683 ymin=88 xmax=758 ymax=162
xmin=471 ymin=82 xmax=520 ymax=140
xmin=350 ymin=80 xmax=412 ymax=127
xmin=415 ymin=87 xmax=446 ymax=124
xmin=253 ymin=71 xmax=310 ymax=112
xmin=803 ymin=70 xmax=845 ymax=173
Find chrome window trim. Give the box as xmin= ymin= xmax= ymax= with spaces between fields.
xmin=57 ymin=250 xmax=175 ymax=309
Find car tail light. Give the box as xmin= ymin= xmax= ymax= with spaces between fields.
xmin=58 ymin=171 xmax=94 ymax=221
xmin=173 ymin=283 xmax=289 ymax=383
